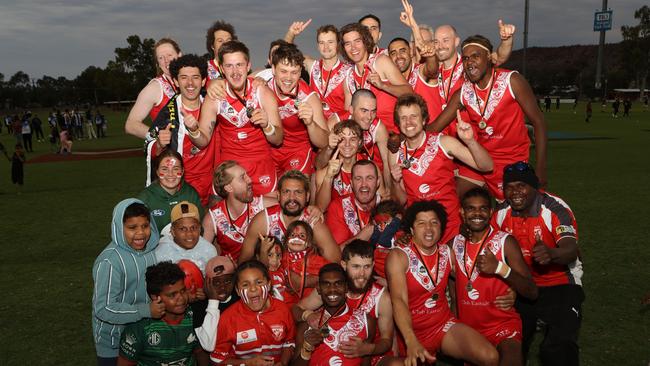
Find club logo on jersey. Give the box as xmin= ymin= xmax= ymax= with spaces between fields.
xmin=485 ymin=126 xmax=494 ymax=136
xmin=270 ymin=324 xmax=285 ymax=341
xmin=419 ymin=184 xmax=430 ymax=194
xmin=147 ymin=332 xmax=161 ymax=346
xmin=187 ymin=333 xmax=197 ymax=344
xmin=424 ymin=297 xmax=437 ymax=308
xmin=289 ymin=159 xmax=300 ymax=169
xmin=533 ymin=226 xmax=543 ymax=239
xmin=329 ymin=356 xmax=343 ymax=366
xmin=467 ymin=288 xmax=480 ymax=300
xmin=151 ymin=209 xmax=165 ymax=217
xmin=259 ymin=175 xmax=271 ymax=187
xmin=124 ymin=333 xmax=136 ymax=346
xmin=236 ymin=329 xmax=258 ymax=345
xmin=556 ymin=225 xmax=576 ymax=235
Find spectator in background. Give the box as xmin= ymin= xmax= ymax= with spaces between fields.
xmin=31 ymin=114 xmax=44 ymax=142
xmin=72 ymin=109 xmax=84 ymax=139
xmin=544 ymin=96 xmax=551 ymax=112
xmin=59 ymin=126 xmax=73 ymax=155
xmin=585 ymin=100 xmax=592 ymax=123
xmin=555 ymin=97 xmax=560 ymax=110
xmin=11 ymin=143 xmax=25 ymax=194
xmin=95 ymin=111 xmax=106 ymax=138
xmin=12 ymin=115 xmax=22 ymax=144
xmin=623 ymin=98 xmax=632 ymax=118
xmin=612 ymin=98 xmax=620 ymax=118
xmin=85 ymin=108 xmax=97 ymax=139
xmin=21 ymin=115 xmax=33 ymax=152
xmin=49 ymin=122 xmax=59 ymax=152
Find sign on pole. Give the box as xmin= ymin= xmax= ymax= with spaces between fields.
xmin=594 ymin=10 xmax=613 ymax=31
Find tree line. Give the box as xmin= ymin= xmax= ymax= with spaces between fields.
xmin=1 ymin=6 xmax=648 ymax=108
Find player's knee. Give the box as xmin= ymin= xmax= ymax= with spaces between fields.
xmin=476 ymin=345 xmax=499 ymax=366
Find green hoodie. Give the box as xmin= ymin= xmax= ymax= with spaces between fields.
xmin=91 ymin=198 xmax=160 ymax=358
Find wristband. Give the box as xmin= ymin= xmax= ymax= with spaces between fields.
xmin=187 ymin=127 xmax=201 ymax=139
xmin=263 ymin=123 xmax=276 ymax=136
xmin=300 ymin=347 xmax=313 ymax=360
xmin=301 ymin=309 xmax=314 ymax=322
xmin=495 ymin=261 xmax=511 ymax=278
xmin=302 ymin=341 xmax=315 ymax=352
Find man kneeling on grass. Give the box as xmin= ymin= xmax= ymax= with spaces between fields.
xmin=118 ymin=261 xmax=208 ymax=366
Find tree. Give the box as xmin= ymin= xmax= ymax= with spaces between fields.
xmin=8 ymin=71 xmax=31 ymax=88
xmin=113 ymin=35 xmax=156 ymax=90
xmin=621 ymin=5 xmax=650 ymax=98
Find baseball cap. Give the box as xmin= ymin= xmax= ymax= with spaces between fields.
xmin=205 ymin=256 xmax=236 ymax=279
xmin=170 ymin=201 xmax=200 ymax=223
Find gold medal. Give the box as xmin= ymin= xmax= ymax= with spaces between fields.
xmin=245 ymin=106 xmax=254 ymax=118
xmin=478 ymin=120 xmax=487 ymax=130
xmin=431 ymin=293 xmax=439 ymax=301
xmin=466 ymin=282 xmax=473 ymax=291
xmin=322 ymin=102 xmax=329 ymax=110
xmin=294 ymin=98 xmax=301 ymax=107
xmin=402 ymin=158 xmax=412 ymax=169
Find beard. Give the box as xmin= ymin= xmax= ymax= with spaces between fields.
xmin=347 ymin=275 xmax=374 ymax=294
xmin=281 ymin=200 xmax=304 ymax=217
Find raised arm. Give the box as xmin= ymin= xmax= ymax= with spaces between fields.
xmin=492 ymin=20 xmax=516 ymax=66
xmin=257 ymin=85 xmax=284 ymax=146
xmin=440 ymin=111 xmax=493 ymax=172
xmin=125 ymin=81 xmax=162 ymax=139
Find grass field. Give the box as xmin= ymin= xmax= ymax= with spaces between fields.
xmin=0 ymin=104 xmax=648 ymax=365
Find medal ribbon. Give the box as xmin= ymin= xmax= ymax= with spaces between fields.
xmin=230 ymin=78 xmax=249 ymax=107
xmin=225 ymin=201 xmax=250 ymax=236
xmin=464 ymin=228 xmax=491 ymax=282
xmin=412 ymin=243 xmax=440 ymax=292
xmin=471 ymin=69 xmax=497 ymax=122
xmin=440 ymin=57 xmax=460 ymax=103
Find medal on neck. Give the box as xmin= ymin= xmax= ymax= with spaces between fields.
xmin=472 ymin=69 xmax=497 ymax=130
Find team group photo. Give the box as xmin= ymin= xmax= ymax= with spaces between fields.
xmin=0 ymin=0 xmax=648 ymax=365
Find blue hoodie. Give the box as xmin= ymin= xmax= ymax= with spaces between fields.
xmin=91 ymin=198 xmax=160 ymax=357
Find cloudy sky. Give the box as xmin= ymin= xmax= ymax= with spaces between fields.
xmin=0 ymin=0 xmax=642 ymax=80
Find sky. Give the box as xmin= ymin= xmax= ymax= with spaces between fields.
xmin=0 ymin=0 xmax=643 ymax=81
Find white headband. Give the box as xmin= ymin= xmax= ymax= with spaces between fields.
xmin=462 ymin=42 xmax=490 ymax=52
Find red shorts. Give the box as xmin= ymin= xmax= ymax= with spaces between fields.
xmin=398 ymin=315 xmax=457 ymax=355
xmin=236 ymin=157 xmax=277 ymax=196
xmin=185 ymin=173 xmax=213 ymax=206
xmin=272 ymin=147 xmax=315 ymax=176
xmin=482 ymin=320 xmax=522 ymax=347
xmin=456 ymin=159 xmax=526 ymax=201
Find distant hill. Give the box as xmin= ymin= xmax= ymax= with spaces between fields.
xmin=500 ymin=41 xmax=630 ymax=97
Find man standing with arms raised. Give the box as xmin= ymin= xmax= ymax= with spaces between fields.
xmin=195 ymin=41 xmax=283 ymax=196
xmin=340 ymin=22 xmax=412 ymax=133
xmin=285 ymin=21 xmax=351 ymax=119
xmin=428 ymin=36 xmax=547 ymax=200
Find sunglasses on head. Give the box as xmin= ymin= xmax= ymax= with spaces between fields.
xmin=504 ymin=161 xmax=533 ymax=173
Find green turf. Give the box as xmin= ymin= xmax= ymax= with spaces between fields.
xmin=0 ymin=105 xmax=648 ymax=365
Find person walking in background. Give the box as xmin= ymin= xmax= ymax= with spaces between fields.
xmin=85 ymin=108 xmax=97 ymax=139
xmin=612 ymin=98 xmax=620 ymax=118
xmin=585 ymin=100 xmax=592 ymax=123
xmin=622 ymin=98 xmax=631 ymax=118
xmin=544 ymin=96 xmax=551 ymax=112
xmin=95 ymin=111 xmax=106 ymax=138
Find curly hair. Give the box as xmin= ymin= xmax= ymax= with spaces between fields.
xmin=339 ymin=23 xmax=375 ymax=63
xmin=394 ymin=93 xmax=430 ymax=128
xmin=206 ymin=20 xmax=237 ymax=57
xmin=170 ymin=54 xmax=207 ymax=80
xmin=278 ymin=170 xmax=310 ymax=193
xmin=146 ymin=261 xmax=185 ymax=296
xmin=402 ymin=200 xmax=448 ymax=240
xmin=271 ymin=43 xmax=305 ymax=68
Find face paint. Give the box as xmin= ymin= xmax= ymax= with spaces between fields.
xmin=240 ymin=288 xmax=250 ymax=304
xmin=288 ymin=237 xmax=306 ymax=247
xmin=260 ymin=283 xmax=270 ymax=301
xmin=164 ymin=157 xmax=179 ymax=168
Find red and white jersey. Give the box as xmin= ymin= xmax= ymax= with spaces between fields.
xmin=459 ymin=69 xmax=530 ymax=163
xmin=149 ymin=75 xmax=177 ymax=120
xmin=263 ymin=205 xmax=313 ymax=242
xmin=436 ymin=55 xmax=464 ymax=111
xmin=330 ymin=168 xmax=352 ymax=202
xmin=325 ymin=193 xmax=378 ymax=245
xmin=346 ymin=53 xmax=398 ymax=133
xmin=398 ymin=242 xmax=453 ymax=332
xmin=207 ymin=197 xmax=266 ymax=261
xmin=310 ymin=59 xmax=350 ymax=119
xmin=210 ymin=298 xmax=295 ymax=364
xmin=207 ymin=59 xmax=221 ymax=81
xmin=451 ymin=228 xmax=521 ymax=333
xmin=217 ymin=77 xmax=269 ymax=161
xmin=346 ymin=282 xmax=385 ymax=319
xmin=310 ymin=305 xmax=369 ymax=366
xmin=332 ymin=111 xmax=384 ymax=171
xmin=269 ymin=78 xmax=316 ymax=152
xmin=408 ymin=64 xmax=441 ymax=123
xmin=493 ymin=192 xmax=582 ymax=287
